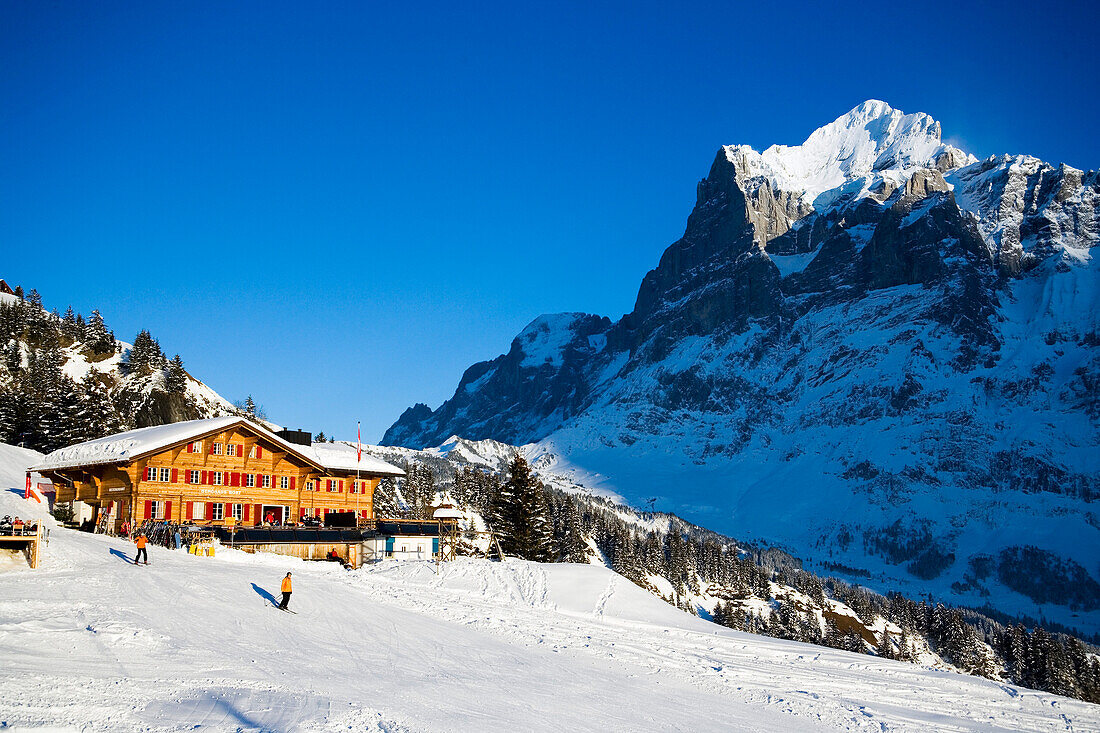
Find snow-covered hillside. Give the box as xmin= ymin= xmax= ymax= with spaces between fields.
xmin=1 ymin=487 xmax=1097 ymax=730
xmin=0 ymin=286 xmax=243 ymax=452
xmin=382 ymin=100 xmax=1100 ymax=638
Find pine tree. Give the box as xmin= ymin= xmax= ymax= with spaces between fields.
xmin=77 ymin=373 xmax=124 ymax=440
xmin=244 ymin=394 xmax=256 ymax=417
xmin=315 ymin=431 xmax=327 ymax=443
xmin=3 ymin=340 xmax=21 ymax=372
xmin=22 ymin=290 xmax=49 ymax=344
xmin=84 ymin=310 xmax=114 ymax=354
xmin=61 ymin=306 xmax=79 ymax=342
xmin=125 ymin=329 xmax=166 ymax=376
xmin=166 ymin=355 xmax=187 ymax=394
xmin=875 ymin=629 xmax=895 ymax=659
xmin=495 ymin=454 xmax=554 ymax=562
xmin=373 ymin=476 xmax=402 ymax=518
xmin=556 ymin=497 xmax=590 ymax=563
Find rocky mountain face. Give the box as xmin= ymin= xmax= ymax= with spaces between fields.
xmin=384 ymin=101 xmax=1100 ymax=635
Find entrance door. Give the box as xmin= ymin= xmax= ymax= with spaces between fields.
xmin=261 ymin=505 xmax=285 ymax=525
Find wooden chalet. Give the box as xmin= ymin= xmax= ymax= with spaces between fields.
xmin=31 ymin=417 xmax=405 ymax=534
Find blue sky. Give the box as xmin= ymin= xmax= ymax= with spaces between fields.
xmin=3 ymin=1 xmax=1098 ymax=442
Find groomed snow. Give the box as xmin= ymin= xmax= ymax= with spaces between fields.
xmin=0 ymin=447 xmax=1097 ymax=731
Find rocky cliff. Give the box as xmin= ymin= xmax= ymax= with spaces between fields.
xmin=384 ymin=101 xmax=1100 ymax=635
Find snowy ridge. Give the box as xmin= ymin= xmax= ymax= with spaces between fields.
xmin=726 ymin=100 xmax=974 ymax=210
xmin=382 ymin=100 xmax=1100 ymax=639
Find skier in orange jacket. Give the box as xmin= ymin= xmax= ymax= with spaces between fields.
xmin=279 ymin=572 xmax=292 ymax=609
xmin=134 ymin=533 xmax=149 ymax=565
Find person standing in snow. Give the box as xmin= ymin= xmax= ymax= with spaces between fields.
xmin=173 ymin=527 xmax=182 ymax=550
xmin=134 ymin=532 xmax=149 ymax=565
xmin=279 ymin=572 xmax=293 ymax=609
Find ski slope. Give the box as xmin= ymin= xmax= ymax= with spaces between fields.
xmin=0 ymin=458 xmax=1097 ymax=730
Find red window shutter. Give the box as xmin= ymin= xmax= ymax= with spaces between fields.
xmin=339 ymin=480 xmax=344 ymax=492
xmin=209 ymin=442 xmax=215 ymax=454
xmin=143 ymin=500 xmax=152 ymax=519
xmin=255 ymin=504 xmax=262 ymax=522
xmin=206 ymin=502 xmax=213 ymax=519
xmin=230 ymin=472 xmax=239 ymax=487
xmin=165 ymin=501 xmax=172 ymax=521
xmin=201 ymin=470 xmax=207 ymax=484
xmin=290 ymin=477 xmax=296 ymax=491
xmin=243 ymin=504 xmax=250 ymax=522
xmin=257 ymin=446 xmax=262 ymax=458
xmin=185 ymin=502 xmax=193 ymax=520
xmin=237 ymin=444 xmax=243 ymax=457
xmin=186 ymin=443 xmax=192 ymax=454
xmin=171 ymin=468 xmax=178 ymax=483
xmin=183 ymin=470 xmax=190 ymax=485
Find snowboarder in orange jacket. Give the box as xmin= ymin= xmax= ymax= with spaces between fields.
xmin=134 ymin=533 xmax=148 ymax=565
xmin=279 ymin=572 xmax=292 ymax=609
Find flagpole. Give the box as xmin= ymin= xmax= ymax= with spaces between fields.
xmin=355 ymin=421 xmax=361 ymax=525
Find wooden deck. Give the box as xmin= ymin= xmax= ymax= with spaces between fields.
xmin=0 ymin=525 xmax=44 ymax=569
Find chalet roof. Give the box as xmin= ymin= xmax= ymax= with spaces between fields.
xmin=303 ymin=441 xmax=405 ymax=477
xmin=31 ymin=417 xmax=405 ymax=476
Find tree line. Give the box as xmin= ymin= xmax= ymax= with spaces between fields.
xmin=0 ymin=289 xmax=189 ymax=451
xmin=379 ymin=453 xmax=1100 ymax=704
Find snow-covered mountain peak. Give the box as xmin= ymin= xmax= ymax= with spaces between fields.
xmin=725 ymin=100 xmax=975 ymax=208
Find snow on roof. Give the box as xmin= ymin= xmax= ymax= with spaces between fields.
xmin=305 ymin=441 xmax=405 ymax=477
xmin=30 ymin=417 xmax=321 ymax=472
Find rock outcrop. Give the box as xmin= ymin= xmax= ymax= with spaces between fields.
xmin=383 ymin=101 xmax=1100 ymax=635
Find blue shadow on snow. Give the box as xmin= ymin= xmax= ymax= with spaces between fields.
xmin=251 ymin=583 xmax=279 ymax=606
xmin=109 ymin=548 xmax=134 ymax=564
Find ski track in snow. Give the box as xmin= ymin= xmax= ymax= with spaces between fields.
xmin=0 ymin=448 xmax=1096 ymax=732
xmin=0 ymin=510 xmax=1097 ymax=731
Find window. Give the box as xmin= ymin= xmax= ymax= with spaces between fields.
xmin=212 ymin=471 xmax=224 ymax=486
xmin=191 ymin=501 xmax=205 ymax=520
xmin=190 ymin=440 xmax=203 ymax=453
xmin=249 ymin=446 xmax=259 ymax=458
xmin=190 ymin=470 xmax=200 ymax=484
xmin=245 ymin=474 xmax=255 ymax=488
xmin=231 ymin=503 xmax=243 ymax=520
xmin=159 ymin=467 xmax=171 ymax=482
xmin=326 ymin=479 xmax=333 ymax=493
xmin=145 ymin=467 xmax=157 ymax=481
xmin=227 ymin=443 xmax=237 ymax=457
xmin=212 ymin=442 xmax=223 ymax=455
xmin=279 ymin=476 xmax=289 ymax=490
xmin=150 ymin=500 xmax=163 ymax=519
xmin=212 ymin=503 xmax=224 ymax=520
xmin=262 ymin=475 xmax=271 ymax=488
xmin=307 ymin=480 xmax=315 ymax=492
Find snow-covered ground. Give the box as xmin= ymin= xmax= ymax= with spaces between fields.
xmin=0 ymin=455 xmax=1097 ymax=731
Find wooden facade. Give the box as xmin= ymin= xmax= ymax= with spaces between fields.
xmin=40 ymin=420 xmax=392 ymax=533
